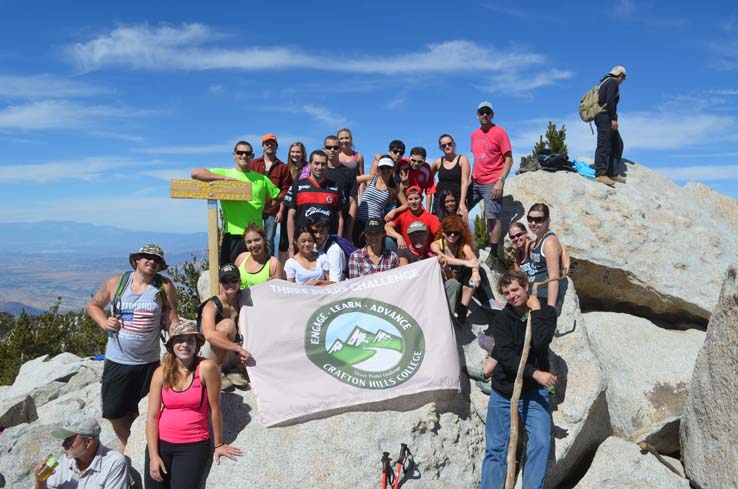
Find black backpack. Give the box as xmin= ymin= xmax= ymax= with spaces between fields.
xmin=537 ymin=151 xmax=575 ymax=173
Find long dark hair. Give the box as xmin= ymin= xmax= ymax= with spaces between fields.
xmin=436 ymin=189 xmax=460 ymax=221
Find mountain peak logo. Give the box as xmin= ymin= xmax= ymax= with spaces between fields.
xmin=305 ymin=299 xmax=425 ymax=389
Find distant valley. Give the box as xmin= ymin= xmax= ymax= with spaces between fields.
xmin=0 ymin=221 xmax=208 ymax=315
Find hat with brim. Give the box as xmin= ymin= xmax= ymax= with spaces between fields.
xmin=377 ymin=156 xmax=395 ymax=169
xmin=219 ymin=263 xmax=240 ymax=282
xmin=165 ymin=319 xmax=205 ymax=349
xmin=51 ymin=413 xmax=101 ymax=439
xmin=477 ymin=101 xmax=494 ymax=112
xmin=407 ymin=221 xmax=428 ymax=234
xmin=129 ymin=243 xmax=168 ymax=270
xmin=365 ymin=218 xmax=384 ymax=233
xmin=405 ymin=185 xmax=422 ymax=196
xmin=609 ymin=65 xmax=627 ymax=77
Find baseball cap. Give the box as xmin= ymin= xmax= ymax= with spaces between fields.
xmin=377 ymin=156 xmax=394 ymax=168
xmin=477 ymin=101 xmax=494 ymax=112
xmin=51 ymin=413 xmax=101 ymax=439
xmin=407 ymin=221 xmax=427 ymax=234
xmin=405 ymin=185 xmax=422 ymax=196
xmin=262 ymin=134 xmax=278 ymax=144
xmin=609 ymin=66 xmax=627 ymax=77
xmin=129 ymin=243 xmax=168 ymax=270
xmin=365 ymin=219 xmax=384 ymax=233
xmin=219 ymin=263 xmax=240 ymax=282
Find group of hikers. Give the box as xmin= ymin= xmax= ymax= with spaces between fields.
xmin=35 ymin=66 xmax=627 ymax=489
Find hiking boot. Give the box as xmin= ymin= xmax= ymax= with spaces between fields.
xmin=226 ymin=370 xmax=249 ymax=390
xmin=220 ymin=372 xmax=234 ymax=391
xmin=611 ymin=175 xmax=626 ymax=183
xmin=595 ymin=176 xmax=616 ymax=186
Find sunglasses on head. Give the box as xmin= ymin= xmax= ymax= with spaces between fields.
xmin=509 ymin=231 xmax=526 ymax=240
xmin=235 ymin=150 xmax=253 ymax=157
xmin=527 ymin=215 xmax=546 ymax=224
xmin=324 ymin=145 xmax=340 ymax=150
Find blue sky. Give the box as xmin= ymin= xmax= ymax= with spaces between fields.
xmin=1 ymin=0 xmax=737 ymax=233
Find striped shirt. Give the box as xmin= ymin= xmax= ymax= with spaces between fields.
xmin=356 ymin=176 xmax=390 ymax=221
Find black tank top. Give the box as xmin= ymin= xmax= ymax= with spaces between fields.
xmin=437 ymin=155 xmax=462 ymax=194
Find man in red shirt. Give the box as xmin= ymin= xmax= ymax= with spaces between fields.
xmin=385 ymin=186 xmax=440 ymax=251
xmin=469 ymin=101 xmax=513 ymax=266
xmin=399 ymin=146 xmax=436 ymax=209
xmin=250 ymin=134 xmax=292 ymax=257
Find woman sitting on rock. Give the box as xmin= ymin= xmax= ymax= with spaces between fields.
xmin=431 ymin=215 xmax=481 ymax=323
xmin=434 ymin=188 xmax=461 ymax=222
xmin=285 ymin=224 xmax=332 ymax=285
xmin=348 ymin=218 xmax=400 ymax=278
xmin=234 ymin=223 xmax=284 ymax=288
xmin=520 ymin=203 xmax=569 ymax=308
xmin=145 ymin=320 xmax=241 ymax=489
xmin=510 ymin=220 xmax=570 ymax=275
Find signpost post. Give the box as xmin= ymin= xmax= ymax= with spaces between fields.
xmin=170 ymin=179 xmax=252 ymax=296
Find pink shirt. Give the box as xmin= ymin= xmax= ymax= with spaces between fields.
xmin=158 ymin=358 xmax=210 ymax=444
xmin=471 ymin=124 xmax=512 ymax=185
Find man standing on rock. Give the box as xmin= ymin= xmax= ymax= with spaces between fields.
xmin=468 ymin=101 xmax=513 ymax=268
xmin=191 ymin=140 xmax=281 ymax=265
xmin=481 ymin=270 xmax=557 ymax=489
xmin=323 ymin=134 xmax=358 ymax=241
xmin=34 ymin=413 xmax=128 ymax=489
xmin=594 ymin=66 xmax=627 ymax=186
xmin=87 ymin=244 xmax=178 ymax=454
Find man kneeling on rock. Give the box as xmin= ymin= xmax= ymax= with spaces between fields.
xmin=34 ymin=413 xmax=128 ymax=489
xmin=481 ymin=270 xmax=557 ymax=489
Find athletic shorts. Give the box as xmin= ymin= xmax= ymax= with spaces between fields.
xmin=101 ymin=359 xmax=159 ymax=419
xmin=468 ymin=181 xmax=503 ymax=219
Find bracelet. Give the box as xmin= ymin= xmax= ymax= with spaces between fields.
xmin=214 ymin=442 xmax=224 ymax=448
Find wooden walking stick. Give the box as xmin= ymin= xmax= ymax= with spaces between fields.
xmin=504 ymin=275 xmax=566 ymax=489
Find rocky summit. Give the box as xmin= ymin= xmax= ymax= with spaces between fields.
xmin=2 ymin=161 xmax=736 ymax=488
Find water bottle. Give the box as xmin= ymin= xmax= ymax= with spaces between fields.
xmin=37 ymin=454 xmax=59 ymax=482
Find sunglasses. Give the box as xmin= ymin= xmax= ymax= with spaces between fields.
xmin=390 ymin=148 xmax=404 ymax=156
xmin=324 ymin=145 xmax=340 ymax=150
xmin=220 ymin=278 xmax=240 ymax=285
xmin=440 ymin=142 xmax=454 ymax=149
xmin=139 ymin=253 xmax=163 ymax=264
xmin=62 ymin=434 xmax=78 ymax=450
xmin=410 ymin=158 xmax=425 ymax=164
xmin=443 ymin=230 xmax=460 ymax=237
xmin=509 ymin=231 xmax=526 ymax=240
xmin=478 ymin=109 xmax=492 ymax=116
xmin=235 ymin=150 xmax=253 ymax=157
xmin=527 ymin=215 xmax=547 ymax=224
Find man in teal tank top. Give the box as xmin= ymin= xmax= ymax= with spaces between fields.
xmin=191 ymin=141 xmax=280 ymax=264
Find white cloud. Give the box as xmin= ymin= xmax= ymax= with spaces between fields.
xmin=710 ymin=40 xmax=738 ymax=71
xmin=301 ymin=105 xmax=348 ymax=127
xmin=0 ymin=74 xmax=107 ymax=98
xmin=0 ymin=157 xmax=160 ymax=182
xmin=613 ymin=0 xmax=636 ymax=15
xmin=0 ymin=100 xmax=153 ymax=130
xmin=707 ymin=89 xmax=738 ymax=96
xmin=653 ymin=164 xmax=738 ymax=181
xmin=68 ymin=24 xmax=563 ymax=94
xmin=482 ymin=69 xmax=573 ymax=95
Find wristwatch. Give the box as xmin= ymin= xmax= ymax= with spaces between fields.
xmin=499 ymin=176 xmax=506 ymax=184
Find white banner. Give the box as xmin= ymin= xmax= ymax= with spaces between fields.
xmin=240 ymin=258 xmax=461 ymax=427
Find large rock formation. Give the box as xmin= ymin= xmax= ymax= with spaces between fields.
xmin=586 ymin=312 xmax=704 ymax=453
xmin=574 ymin=437 xmax=690 ymax=488
xmin=681 ymin=264 xmax=738 ymax=489
xmin=503 ymin=163 xmax=738 ymax=326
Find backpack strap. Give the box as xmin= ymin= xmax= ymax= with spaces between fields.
xmin=111 ymin=271 xmax=132 ymax=316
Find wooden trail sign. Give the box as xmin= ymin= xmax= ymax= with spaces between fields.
xmin=170 ymin=179 xmax=252 ymax=296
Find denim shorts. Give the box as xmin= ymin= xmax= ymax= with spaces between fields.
xmin=468 ymin=181 xmax=503 ymax=219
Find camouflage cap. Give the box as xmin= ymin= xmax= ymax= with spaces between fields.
xmin=129 ymin=243 xmax=168 ymax=270
xmin=165 ymin=319 xmax=205 ymax=349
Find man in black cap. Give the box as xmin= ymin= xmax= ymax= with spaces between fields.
xmin=34 ymin=413 xmax=128 ymax=489
xmin=87 ymin=244 xmax=178 ymax=454
xmin=348 ymin=219 xmax=400 ymax=278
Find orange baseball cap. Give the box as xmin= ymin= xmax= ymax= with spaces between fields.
xmin=262 ymin=134 xmax=278 ymax=144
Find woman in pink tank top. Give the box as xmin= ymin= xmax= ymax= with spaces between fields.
xmin=145 ymin=320 xmax=242 ymax=488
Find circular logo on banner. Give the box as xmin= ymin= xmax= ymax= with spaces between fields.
xmin=305 ymin=298 xmax=425 ymax=389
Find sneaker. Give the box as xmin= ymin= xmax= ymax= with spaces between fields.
xmin=595 ymin=175 xmax=616 ymax=186
xmin=611 ymin=175 xmax=626 ymax=183
xmin=220 ymin=372 xmax=234 ymax=391
xmin=226 ymin=371 xmax=249 ymax=389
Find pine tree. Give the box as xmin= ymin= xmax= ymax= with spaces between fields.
xmin=532 ymin=121 xmax=568 ymax=156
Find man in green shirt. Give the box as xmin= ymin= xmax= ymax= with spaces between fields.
xmin=191 ymin=140 xmax=280 ymax=265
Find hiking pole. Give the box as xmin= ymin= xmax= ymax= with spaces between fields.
xmin=392 ymin=443 xmax=414 ymax=489
xmin=381 ymin=451 xmax=393 ymax=489
xmin=504 ymin=275 xmax=566 ymax=489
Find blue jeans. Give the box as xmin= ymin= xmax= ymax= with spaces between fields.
xmin=262 ymin=214 xmax=277 ymax=257
xmin=481 ymin=387 xmax=551 ymax=489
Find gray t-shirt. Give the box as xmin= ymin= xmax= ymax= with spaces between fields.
xmin=105 ymin=275 xmax=162 ymax=365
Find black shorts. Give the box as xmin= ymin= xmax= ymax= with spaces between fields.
xmin=101 ymin=359 xmax=159 ymax=419
xmin=278 ymin=218 xmax=290 ymax=253
xmin=220 ymin=233 xmax=246 ymax=266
